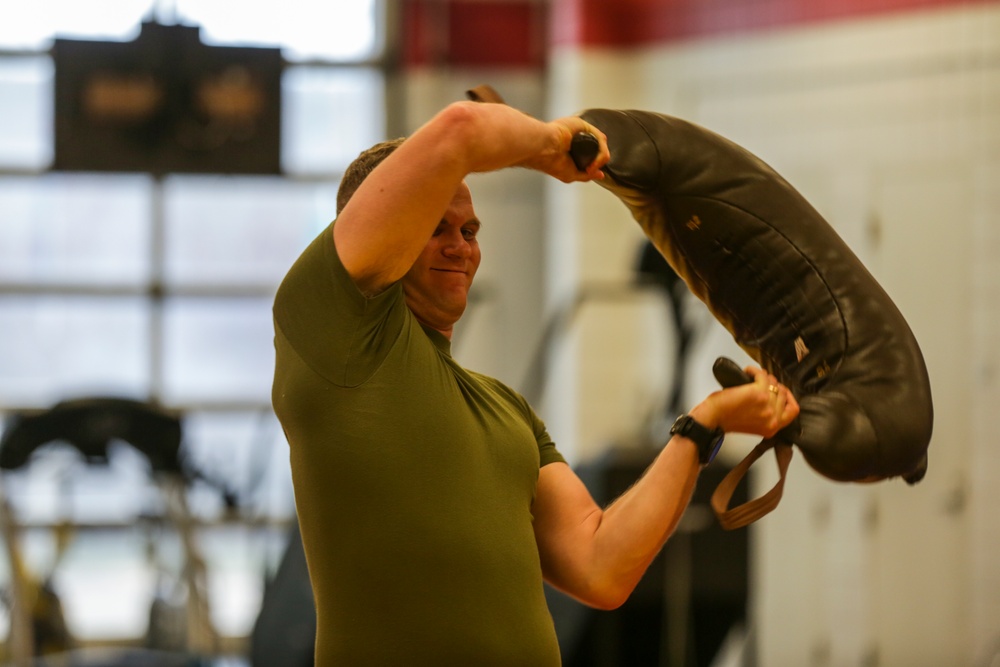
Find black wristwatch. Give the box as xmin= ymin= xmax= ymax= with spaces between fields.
xmin=670 ymin=414 xmax=725 ymax=466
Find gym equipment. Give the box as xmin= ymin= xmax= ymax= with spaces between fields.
xmin=574 ymin=108 xmax=933 ymax=528
xmin=0 ymin=398 xmax=219 ymax=665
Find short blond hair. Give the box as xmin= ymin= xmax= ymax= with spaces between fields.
xmin=336 ymin=137 xmax=407 ymax=215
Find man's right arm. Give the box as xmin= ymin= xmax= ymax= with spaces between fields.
xmin=332 ymin=101 xmax=609 ymax=296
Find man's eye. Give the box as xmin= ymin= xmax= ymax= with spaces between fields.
xmin=462 ymin=228 xmax=478 ymax=240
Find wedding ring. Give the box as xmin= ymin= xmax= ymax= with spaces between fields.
xmin=768 ymin=385 xmax=780 ymax=394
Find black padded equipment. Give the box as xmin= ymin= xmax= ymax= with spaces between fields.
xmin=577 ymin=108 xmax=933 ymax=525
xmin=0 ymin=398 xmax=183 ymax=473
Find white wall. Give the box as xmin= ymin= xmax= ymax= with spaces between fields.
xmin=393 ymin=5 xmax=999 ymax=663
xmin=548 ymin=3 xmax=1000 ymax=666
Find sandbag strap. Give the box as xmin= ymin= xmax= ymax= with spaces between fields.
xmin=710 ymin=439 xmax=793 ymax=530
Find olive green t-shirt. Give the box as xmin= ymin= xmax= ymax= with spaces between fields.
xmin=272 ymin=223 xmax=565 ymax=666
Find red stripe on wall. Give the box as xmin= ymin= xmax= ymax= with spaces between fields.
xmin=551 ymin=0 xmax=997 ymax=48
xmin=403 ymin=0 xmax=546 ymax=68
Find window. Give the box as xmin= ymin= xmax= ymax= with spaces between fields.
xmin=175 ymin=0 xmax=382 ymax=62
xmin=1 ymin=0 xmax=382 ymax=61
xmin=0 ymin=0 xmax=386 ymax=647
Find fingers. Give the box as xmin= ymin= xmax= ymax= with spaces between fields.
xmin=760 ymin=374 xmax=782 ymax=433
xmin=700 ymin=364 xmax=799 ymax=437
xmin=770 ymin=384 xmax=786 ymax=431
xmin=744 ymin=365 xmax=798 ymax=434
xmin=784 ymin=387 xmax=801 ymax=416
xmin=581 ymin=126 xmax=610 ymax=177
xmin=557 ymin=117 xmax=609 ymax=181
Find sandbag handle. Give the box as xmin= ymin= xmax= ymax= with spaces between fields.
xmin=568 ymin=133 xmax=600 ymax=172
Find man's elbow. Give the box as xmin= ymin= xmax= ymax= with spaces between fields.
xmin=576 ymin=578 xmax=638 ymax=611
xmin=430 ymin=102 xmax=487 ymax=150
xmin=545 ymin=555 xmax=649 ymax=610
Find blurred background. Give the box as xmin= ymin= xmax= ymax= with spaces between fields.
xmin=0 ymin=0 xmax=997 ymax=666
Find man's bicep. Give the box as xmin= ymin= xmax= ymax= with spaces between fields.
xmin=533 ymin=462 xmax=603 ymax=594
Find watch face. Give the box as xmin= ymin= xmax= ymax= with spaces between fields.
xmin=671 ymin=415 xmax=697 ymax=439
xmin=671 ymin=415 xmax=724 ymax=465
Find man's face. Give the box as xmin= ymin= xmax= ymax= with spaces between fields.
xmin=402 ymin=182 xmax=482 ymax=335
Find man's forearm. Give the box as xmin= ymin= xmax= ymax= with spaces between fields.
xmin=334 ymin=101 xmax=606 ymax=294
xmin=586 ymin=435 xmax=701 ymax=607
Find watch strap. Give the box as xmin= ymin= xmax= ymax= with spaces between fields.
xmin=670 ymin=414 xmax=724 ymax=465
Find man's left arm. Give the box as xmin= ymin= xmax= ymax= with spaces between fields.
xmin=532 ymin=367 xmax=799 ymax=610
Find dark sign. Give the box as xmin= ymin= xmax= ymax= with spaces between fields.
xmin=53 ymin=22 xmax=283 ymax=174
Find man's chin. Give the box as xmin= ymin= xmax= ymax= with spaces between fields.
xmin=405 ymin=296 xmax=467 ymax=328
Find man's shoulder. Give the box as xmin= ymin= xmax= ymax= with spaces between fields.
xmin=467 ymin=370 xmax=532 ymax=410
xmin=273 ymin=221 xmax=410 ymax=387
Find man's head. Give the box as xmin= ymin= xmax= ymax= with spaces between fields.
xmin=337 ymin=138 xmax=482 ymax=338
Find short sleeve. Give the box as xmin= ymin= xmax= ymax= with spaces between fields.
xmin=272 ymin=221 xmax=407 ymax=387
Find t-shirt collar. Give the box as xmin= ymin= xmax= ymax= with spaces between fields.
xmin=420 ymin=323 xmax=452 ymax=356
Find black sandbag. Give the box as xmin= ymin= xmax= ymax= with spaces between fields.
xmin=577 ymin=108 xmax=933 ymax=488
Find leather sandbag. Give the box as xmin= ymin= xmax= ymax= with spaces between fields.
xmin=577 ymin=109 xmax=933 ymax=505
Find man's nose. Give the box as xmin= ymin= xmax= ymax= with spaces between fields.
xmin=442 ymin=230 xmax=472 ymax=257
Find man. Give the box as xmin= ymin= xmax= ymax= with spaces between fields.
xmin=272 ymin=100 xmax=799 ymax=665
